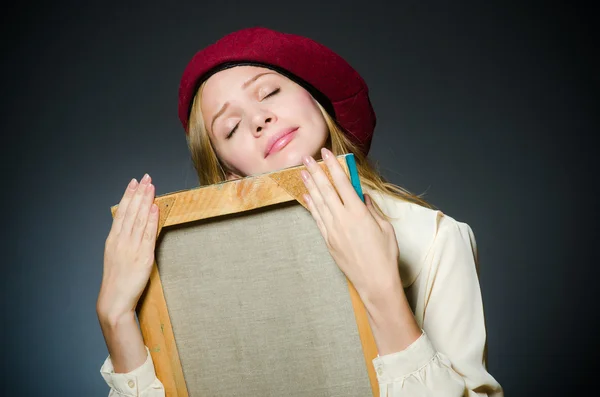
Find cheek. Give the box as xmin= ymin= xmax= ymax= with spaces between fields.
xmin=215 ymin=135 xmax=263 ymax=175
xmin=297 ymin=92 xmax=321 ymax=115
xmin=285 ymin=92 xmax=327 ymax=128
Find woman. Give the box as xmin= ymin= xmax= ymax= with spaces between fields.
xmin=97 ymin=27 xmax=503 ymax=396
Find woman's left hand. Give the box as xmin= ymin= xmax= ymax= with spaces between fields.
xmin=300 ymin=148 xmax=402 ymax=302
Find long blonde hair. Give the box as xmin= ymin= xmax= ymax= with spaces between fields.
xmin=186 ymin=80 xmax=434 ymax=215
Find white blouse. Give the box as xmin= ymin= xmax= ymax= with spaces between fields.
xmin=100 ymin=190 xmax=503 ymax=396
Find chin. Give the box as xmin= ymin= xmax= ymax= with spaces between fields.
xmin=267 ymin=141 xmax=323 ymax=171
xmin=278 ymin=153 xmax=305 ymax=170
xmin=265 ymin=145 xmax=296 ymax=164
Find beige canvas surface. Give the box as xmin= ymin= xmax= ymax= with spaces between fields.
xmin=155 ymin=202 xmax=372 ymax=396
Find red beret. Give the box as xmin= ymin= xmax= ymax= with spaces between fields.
xmin=178 ymin=27 xmax=376 ymax=154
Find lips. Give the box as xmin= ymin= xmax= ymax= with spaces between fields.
xmin=264 ymin=127 xmax=299 ymax=158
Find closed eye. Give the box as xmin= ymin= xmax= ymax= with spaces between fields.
xmin=226 ymin=122 xmax=239 ymax=139
xmin=263 ymin=88 xmax=280 ymax=99
xmin=226 ymin=89 xmax=280 ymax=140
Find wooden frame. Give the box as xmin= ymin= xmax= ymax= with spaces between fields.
xmin=110 ymin=154 xmax=379 ymax=396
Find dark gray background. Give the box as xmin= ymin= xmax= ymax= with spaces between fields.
xmin=2 ymin=1 xmax=597 ymax=396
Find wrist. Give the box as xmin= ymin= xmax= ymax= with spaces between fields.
xmin=359 ymin=278 xmax=403 ymax=313
xmin=359 ymin=281 xmax=422 ymax=355
xmin=97 ymin=307 xmax=146 ymax=373
xmin=97 ymin=303 xmax=136 ymax=330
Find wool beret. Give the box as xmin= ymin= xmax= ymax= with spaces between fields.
xmin=178 ymin=27 xmax=376 ymax=154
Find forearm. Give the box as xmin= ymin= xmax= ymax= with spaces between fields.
xmin=361 ymin=281 xmax=422 ymax=356
xmin=98 ymin=309 xmax=147 ymax=373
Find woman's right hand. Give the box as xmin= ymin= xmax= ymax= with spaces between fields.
xmin=97 ymin=174 xmax=159 ymax=324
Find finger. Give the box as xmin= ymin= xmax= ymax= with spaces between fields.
xmin=130 ymin=183 xmax=156 ymax=245
xmin=301 ymin=169 xmax=333 ymax=228
xmin=321 ymin=148 xmax=363 ymax=208
xmin=303 ymin=193 xmax=328 ymax=241
xmin=139 ymin=202 xmax=160 ymax=261
xmin=110 ymin=178 xmax=139 ymax=235
xmin=365 ymin=193 xmax=386 ymax=228
xmin=302 ymin=155 xmax=343 ymax=218
xmin=120 ymin=174 xmax=152 ymax=236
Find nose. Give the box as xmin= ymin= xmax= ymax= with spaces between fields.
xmin=251 ymin=110 xmax=276 ymax=137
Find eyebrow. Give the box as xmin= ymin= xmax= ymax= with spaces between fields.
xmin=210 ymin=72 xmax=276 ymax=134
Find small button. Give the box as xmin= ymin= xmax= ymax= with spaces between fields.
xmin=128 ymin=380 xmax=135 ymax=388
xmin=376 ymin=367 xmax=383 ymax=376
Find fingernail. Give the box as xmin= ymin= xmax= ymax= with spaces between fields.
xmin=300 ymin=170 xmax=309 ymax=182
xmin=321 ymin=148 xmax=330 ymax=159
xmin=128 ymin=178 xmax=138 ymax=189
xmin=142 ymin=174 xmax=150 ymax=183
xmin=150 ymin=203 xmax=158 ymax=213
xmin=303 ymin=156 xmax=315 ymax=166
xmin=303 ymin=194 xmax=311 ymax=204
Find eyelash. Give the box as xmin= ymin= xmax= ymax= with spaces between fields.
xmin=225 ymin=88 xmax=281 ymax=139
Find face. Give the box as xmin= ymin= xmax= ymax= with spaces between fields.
xmin=200 ymin=65 xmax=329 ymax=179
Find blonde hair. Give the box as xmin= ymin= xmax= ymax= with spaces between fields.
xmin=187 ymin=80 xmax=434 ymax=217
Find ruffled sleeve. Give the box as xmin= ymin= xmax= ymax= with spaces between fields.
xmin=100 ymin=346 xmax=165 ymax=396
